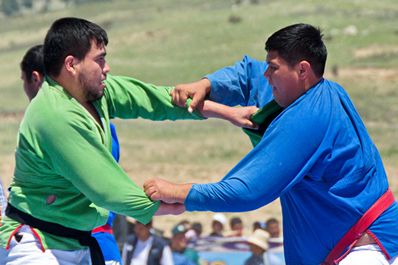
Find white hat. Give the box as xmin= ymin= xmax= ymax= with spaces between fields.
xmin=247 ymin=229 xmax=269 ymax=251
xmin=212 ymin=213 xmax=227 ymax=225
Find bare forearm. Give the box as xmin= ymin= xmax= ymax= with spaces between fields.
xmin=199 ymin=100 xmax=235 ymax=120
xmin=197 ymin=100 xmax=258 ymax=129
xmin=172 ymin=183 xmax=193 ymax=204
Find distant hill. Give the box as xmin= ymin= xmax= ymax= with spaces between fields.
xmin=1 ymin=0 xmax=397 ymax=234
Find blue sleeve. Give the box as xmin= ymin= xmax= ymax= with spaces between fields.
xmin=108 ymin=123 xmax=119 ymax=225
xmin=185 ymin=105 xmax=328 ymax=212
xmin=110 ymin=122 xmax=120 ymax=162
xmin=205 ymin=55 xmax=272 ymax=107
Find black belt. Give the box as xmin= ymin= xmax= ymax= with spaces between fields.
xmin=6 ymin=204 xmax=105 ymax=265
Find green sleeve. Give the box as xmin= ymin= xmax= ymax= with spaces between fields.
xmin=39 ymin=107 xmax=159 ymax=224
xmin=103 ymin=75 xmax=203 ymax=120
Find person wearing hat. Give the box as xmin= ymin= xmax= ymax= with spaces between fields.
xmin=121 ymin=218 xmax=173 ymax=265
xmin=170 ymin=223 xmax=199 ymax=265
xmin=209 ymin=213 xmax=226 ymax=237
xmin=245 ymin=229 xmax=269 ymax=265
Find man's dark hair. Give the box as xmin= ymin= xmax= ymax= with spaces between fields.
xmin=265 ymin=217 xmax=279 ymax=226
xmin=43 ymin=17 xmax=108 ymax=77
xmin=230 ymin=216 xmax=242 ymax=228
xmin=265 ymin=23 xmax=327 ymax=77
xmin=20 ymin=45 xmax=44 ymax=82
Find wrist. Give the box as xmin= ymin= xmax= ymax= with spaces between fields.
xmin=199 ymin=78 xmax=211 ymax=95
xmin=174 ymin=183 xmax=192 ymax=203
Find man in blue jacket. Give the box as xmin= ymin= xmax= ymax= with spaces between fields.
xmin=144 ymin=23 xmax=398 ymax=264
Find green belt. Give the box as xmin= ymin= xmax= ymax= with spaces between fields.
xmin=242 ymin=100 xmax=283 ymax=147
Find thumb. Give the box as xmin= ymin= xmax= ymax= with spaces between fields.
xmin=188 ymin=92 xmax=204 ymax=113
xmin=248 ymin=121 xmax=259 ymax=130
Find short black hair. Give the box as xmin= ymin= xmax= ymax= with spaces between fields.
xmin=43 ymin=17 xmax=108 ymax=77
xmin=265 ymin=217 xmax=279 ymax=226
xmin=265 ymin=23 xmax=327 ymax=77
xmin=20 ymin=45 xmax=44 ymax=82
xmin=230 ymin=216 xmax=243 ymax=228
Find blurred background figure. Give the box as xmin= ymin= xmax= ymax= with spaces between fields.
xmin=264 ymin=217 xmax=285 ymax=265
xmin=185 ymin=222 xmax=203 ymax=242
xmin=209 ymin=213 xmax=227 ymax=237
xmin=228 ymin=216 xmax=244 ymax=237
xmin=0 ymin=178 xmax=6 ymax=261
xmin=252 ymin=221 xmax=266 ymax=232
xmin=170 ymin=223 xmax=199 ymax=265
xmin=245 ymin=229 xmax=269 ymax=265
xmin=265 ymin=218 xmax=281 ymax=239
xmin=0 ymin=178 xmax=6 ymax=225
xmin=265 ymin=218 xmax=283 ymax=248
xmin=122 ymin=218 xmax=173 ymax=265
xmin=113 ymin=214 xmax=129 ymax=252
xmin=20 ymin=44 xmax=45 ymax=101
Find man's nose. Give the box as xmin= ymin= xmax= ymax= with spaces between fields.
xmin=263 ymin=69 xmax=270 ymax=80
xmin=103 ymin=63 xmax=110 ymax=74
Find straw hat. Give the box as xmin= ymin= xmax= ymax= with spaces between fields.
xmin=247 ymin=229 xmax=269 ymax=251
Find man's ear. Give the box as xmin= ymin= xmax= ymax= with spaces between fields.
xmin=298 ymin=60 xmax=311 ymax=80
xmin=64 ymin=55 xmax=77 ymax=75
xmin=31 ymin=71 xmax=43 ymax=84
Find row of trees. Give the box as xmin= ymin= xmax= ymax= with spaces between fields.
xmin=1 ymin=0 xmax=110 ymax=16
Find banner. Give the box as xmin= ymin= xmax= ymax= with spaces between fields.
xmin=191 ymin=236 xmax=285 ymax=265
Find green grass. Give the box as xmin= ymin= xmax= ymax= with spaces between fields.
xmin=1 ymin=0 xmax=398 ymax=232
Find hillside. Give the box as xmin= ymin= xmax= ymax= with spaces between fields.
xmin=1 ymin=0 xmax=397 ymax=235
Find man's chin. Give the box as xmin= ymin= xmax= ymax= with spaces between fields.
xmin=88 ymin=92 xmax=104 ymax=102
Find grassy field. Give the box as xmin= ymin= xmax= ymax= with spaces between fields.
xmin=1 ymin=0 xmax=398 ymax=235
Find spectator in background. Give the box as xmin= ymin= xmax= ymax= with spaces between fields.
xmin=228 ymin=216 xmax=244 ymax=237
xmin=209 ymin=213 xmax=226 ymax=237
xmin=252 ymin=221 xmax=266 ymax=232
xmin=170 ymin=223 xmax=199 ymax=265
xmin=179 ymin=219 xmax=191 ymax=231
xmin=0 ymin=178 xmax=6 ymax=261
xmin=264 ymin=217 xmax=285 ymax=264
xmin=122 ymin=218 xmax=173 ymax=265
xmin=265 ymin=218 xmax=283 ymax=249
xmin=245 ymin=229 xmax=269 ymax=265
xmin=113 ymin=214 xmax=129 ymax=252
xmin=0 ymin=178 xmax=6 ymax=225
xmin=265 ymin=218 xmax=281 ymax=239
xmin=191 ymin=222 xmax=203 ymax=239
xmin=20 ymin=44 xmax=45 ymax=101
xmin=186 ymin=222 xmax=203 ymax=242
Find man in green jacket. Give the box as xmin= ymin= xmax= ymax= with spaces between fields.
xmin=0 ymin=17 xmax=256 ymax=265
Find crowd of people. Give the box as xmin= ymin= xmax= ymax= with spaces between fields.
xmin=1 ymin=16 xmax=397 ymax=265
xmin=116 ymin=214 xmax=285 ymax=265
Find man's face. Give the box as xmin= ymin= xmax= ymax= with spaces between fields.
xmin=264 ymin=51 xmax=304 ymax=107
xmin=76 ymin=40 xmax=110 ymax=102
xmin=171 ymin=233 xmax=187 ymax=252
xmin=212 ymin=221 xmax=223 ymax=233
xmin=266 ymin=222 xmax=280 ymax=238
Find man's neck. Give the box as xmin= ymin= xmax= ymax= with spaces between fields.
xmin=304 ymin=75 xmax=322 ymax=92
xmin=82 ymin=101 xmax=102 ymax=129
xmin=52 ymin=75 xmax=102 ymax=128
